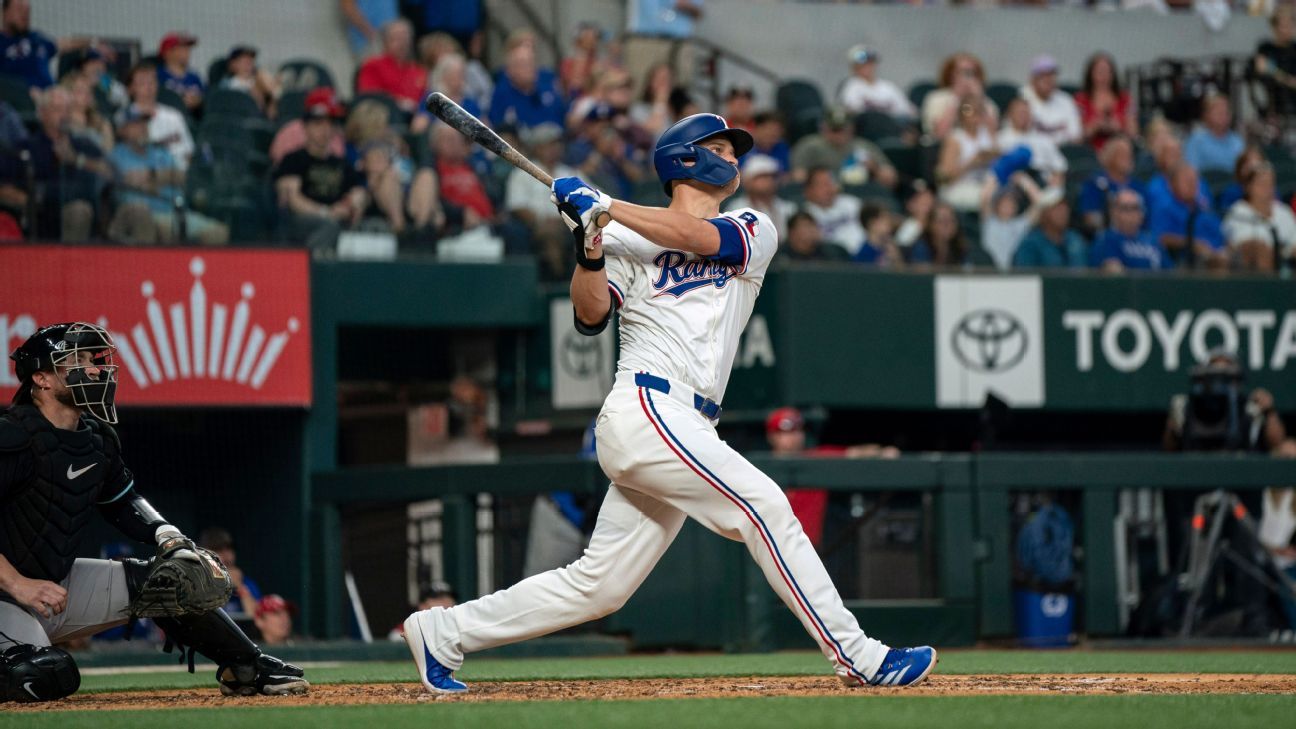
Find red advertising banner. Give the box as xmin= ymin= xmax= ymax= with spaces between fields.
xmin=0 ymin=246 xmax=312 ymax=407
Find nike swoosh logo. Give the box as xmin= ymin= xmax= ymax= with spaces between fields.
xmin=67 ymin=463 xmax=98 ymax=480
xmin=23 ymin=681 xmax=38 ymax=699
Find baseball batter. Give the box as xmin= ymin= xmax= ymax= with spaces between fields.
xmin=405 ymin=114 xmax=935 ymax=691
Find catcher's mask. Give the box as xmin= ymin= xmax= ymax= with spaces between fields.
xmin=10 ymin=322 xmax=120 ymax=423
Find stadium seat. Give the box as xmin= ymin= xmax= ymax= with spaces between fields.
xmin=156 ymin=87 xmax=187 ymax=114
xmin=1201 ymin=169 xmax=1233 ymax=200
xmin=205 ymin=88 xmax=265 ymax=119
xmin=1060 ymin=144 xmax=1097 ymax=167
xmin=846 ymin=181 xmax=899 ymax=212
xmin=207 ymin=58 xmax=228 ymax=88
xmin=908 ymin=80 xmax=937 ymax=111
xmin=276 ymin=90 xmax=308 ymax=127
xmin=353 ymin=92 xmax=408 ymax=124
xmin=776 ymin=80 xmax=824 ymax=145
xmin=778 ymin=181 xmax=805 ymax=205
xmin=854 ymin=111 xmax=904 ymax=142
xmin=878 ymin=139 xmax=924 ymax=183
xmin=278 ymin=59 xmax=335 ymax=93
xmin=985 ymin=82 xmax=1020 ymax=111
xmin=0 ymin=73 xmax=35 ymax=123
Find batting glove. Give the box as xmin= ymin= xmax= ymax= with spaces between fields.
xmin=551 ymin=177 xmax=611 ymax=233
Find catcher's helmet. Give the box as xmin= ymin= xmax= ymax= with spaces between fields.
xmin=9 ymin=322 xmax=120 ymax=423
xmin=653 ymin=113 xmax=754 ymax=197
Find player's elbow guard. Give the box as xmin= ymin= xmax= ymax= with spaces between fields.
xmin=573 ymin=302 xmax=614 ymax=336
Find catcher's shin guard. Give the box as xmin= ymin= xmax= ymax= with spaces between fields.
xmin=0 ymin=644 xmax=80 ymax=702
xmin=154 ymin=610 xmax=308 ymax=696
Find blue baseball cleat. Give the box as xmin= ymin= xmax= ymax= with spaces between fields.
xmin=403 ymin=612 xmax=468 ymax=693
xmin=867 ymin=646 xmax=938 ymax=687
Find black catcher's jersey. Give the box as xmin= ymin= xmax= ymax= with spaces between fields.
xmin=0 ymin=405 xmax=134 ymax=584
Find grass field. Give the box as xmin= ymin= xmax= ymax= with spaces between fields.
xmin=3 ymin=649 xmax=1295 ymax=728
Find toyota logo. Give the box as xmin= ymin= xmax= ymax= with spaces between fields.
xmin=951 ymin=309 xmax=1028 ymax=373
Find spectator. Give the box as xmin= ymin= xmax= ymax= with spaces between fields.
xmin=73 ymin=47 xmax=128 ymax=116
xmin=488 ymin=41 xmax=565 ymax=131
xmin=127 ymin=62 xmax=194 ymax=170
xmin=358 ymin=139 xmax=436 ymax=237
xmin=0 ymin=86 xmax=106 ymax=240
xmin=198 ymin=527 xmax=261 ymax=618
xmin=1090 ymin=189 xmax=1172 ymax=272
xmin=461 ymin=30 xmax=494 ymax=112
xmin=1149 ymin=162 xmax=1228 ymax=269
xmin=505 ymin=122 xmax=575 ymax=278
xmin=630 ymin=61 xmax=675 ymax=139
xmin=559 ymin=21 xmax=608 ymax=98
xmin=272 ymin=93 xmax=367 ymax=254
xmin=853 ymin=202 xmax=902 ymax=267
xmin=0 ymin=0 xmax=80 ymax=90
xmin=779 ymin=210 xmax=850 ymax=263
xmin=895 ymin=179 xmax=935 ymax=248
xmin=1013 ymin=193 xmax=1087 ymax=269
xmin=668 ymin=86 xmax=698 ymax=121
xmin=1075 ymin=52 xmax=1136 ymax=151
xmin=749 ymin=111 xmax=790 ymax=174
xmin=1217 ymin=144 xmax=1266 ymax=211
xmin=1224 ymin=162 xmax=1296 ymax=272
xmin=725 ymin=154 xmax=796 ymax=240
xmin=156 ymin=32 xmax=203 ymax=113
xmin=1183 ymin=94 xmax=1245 ymax=175
xmin=107 ymin=106 xmax=228 ymax=245
xmin=1145 ymin=135 xmax=1210 ymax=213
xmin=340 ymin=0 xmax=398 ymax=59
xmin=922 ymin=52 xmax=997 ymax=140
xmin=576 ymin=116 xmax=643 ymax=200
xmin=800 ymin=166 xmax=865 ymax=254
xmin=387 ymin=584 xmax=458 ymax=641
xmin=980 ymin=173 xmax=1054 ymax=271
xmin=566 ymin=67 xmax=633 ymax=132
xmin=413 ymin=53 xmax=481 ymax=135
xmin=1019 ymin=54 xmax=1082 ymax=147
xmin=723 ymin=85 xmax=756 ymax=133
xmin=838 ymin=44 xmax=916 ymax=120
xmin=909 ymin=201 xmax=982 ymax=266
xmin=219 ymin=45 xmax=280 ymax=118
xmin=791 ymin=107 xmax=896 ymax=188
xmin=431 ymin=122 xmax=493 ymax=230
xmin=253 ymin=595 xmax=296 ymax=646
xmin=935 ymin=93 xmax=997 ymax=212
xmin=1254 ymin=6 xmax=1296 ymax=117
xmin=0 ymin=98 xmax=26 ymax=150
xmin=269 ymin=86 xmax=346 ymax=164
xmin=1077 ymin=135 xmax=1144 ymax=236
xmin=61 ymin=71 xmax=114 ymax=152
xmin=996 ymin=96 xmax=1066 ymax=179
xmin=357 ymin=19 xmax=425 ymax=114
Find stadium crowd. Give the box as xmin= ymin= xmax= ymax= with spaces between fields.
xmin=0 ymin=0 xmax=1294 ymax=278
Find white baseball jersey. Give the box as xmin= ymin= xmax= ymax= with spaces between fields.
xmin=600 ymin=207 xmax=778 ymax=404
xmin=411 ymin=200 xmax=892 ymax=689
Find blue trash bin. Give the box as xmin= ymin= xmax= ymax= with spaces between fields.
xmin=1013 ymin=589 xmax=1075 ymax=648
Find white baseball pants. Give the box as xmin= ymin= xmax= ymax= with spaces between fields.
xmin=415 ymin=374 xmax=888 ymax=685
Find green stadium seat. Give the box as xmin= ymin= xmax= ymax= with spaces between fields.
xmin=985 ymin=81 xmax=1020 ymax=111
xmin=0 ymin=73 xmax=35 ymax=124
xmin=205 ymin=88 xmax=265 ymax=119
xmin=908 ymin=80 xmax=937 ymax=111
xmin=878 ymin=139 xmax=924 ymax=183
xmin=845 ymin=181 xmax=899 ymax=211
xmin=278 ymin=58 xmax=335 ymax=93
xmin=854 ymin=111 xmax=903 ymax=142
xmin=776 ymin=80 xmax=824 ymax=145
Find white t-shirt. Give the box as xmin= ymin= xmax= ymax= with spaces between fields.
xmin=147 ymin=105 xmax=194 ymax=171
xmin=996 ymin=127 xmax=1068 ymax=175
xmin=804 ymin=195 xmax=865 ymax=255
xmin=1019 ymin=85 xmax=1082 ymax=147
xmin=839 ymin=77 xmax=916 ymax=119
xmin=601 ymin=207 xmax=777 ymax=402
xmin=505 ymin=163 xmax=578 ymax=220
xmin=1223 ymin=199 xmax=1296 ymax=256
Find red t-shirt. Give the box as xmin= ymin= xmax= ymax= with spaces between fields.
xmin=437 ymin=160 xmax=493 ymax=219
xmin=1074 ymin=90 xmax=1131 ymax=151
xmin=356 ymin=55 xmax=426 ymax=108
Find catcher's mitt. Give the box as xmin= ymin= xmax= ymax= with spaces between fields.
xmin=127 ymin=536 xmax=233 ymax=618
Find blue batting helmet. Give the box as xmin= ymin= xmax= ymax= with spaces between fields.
xmin=653 ymin=113 xmax=754 ymax=197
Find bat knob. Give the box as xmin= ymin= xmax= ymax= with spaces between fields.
xmin=594 ymin=211 xmax=612 ymax=229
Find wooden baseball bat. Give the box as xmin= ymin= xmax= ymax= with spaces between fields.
xmin=423 ymin=92 xmax=611 ymax=228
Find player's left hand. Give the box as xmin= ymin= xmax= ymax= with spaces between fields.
xmin=551 ymin=177 xmax=611 ymax=233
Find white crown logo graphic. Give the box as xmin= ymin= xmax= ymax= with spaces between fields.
xmin=101 ymin=257 xmax=300 ymax=390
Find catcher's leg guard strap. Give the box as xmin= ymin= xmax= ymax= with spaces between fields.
xmin=154 ymin=609 xmax=259 ymax=673
xmin=1 ymin=645 xmax=80 ymax=702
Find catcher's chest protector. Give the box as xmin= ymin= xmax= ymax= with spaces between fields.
xmin=0 ymin=406 xmax=110 ymax=583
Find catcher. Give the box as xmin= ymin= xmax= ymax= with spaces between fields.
xmin=0 ymin=323 xmax=308 ymax=703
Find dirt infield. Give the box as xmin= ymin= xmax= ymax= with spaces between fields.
xmin=5 ymin=674 xmax=1295 ymax=712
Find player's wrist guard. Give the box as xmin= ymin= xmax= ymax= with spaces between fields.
xmin=559 ymin=201 xmax=605 ymax=271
